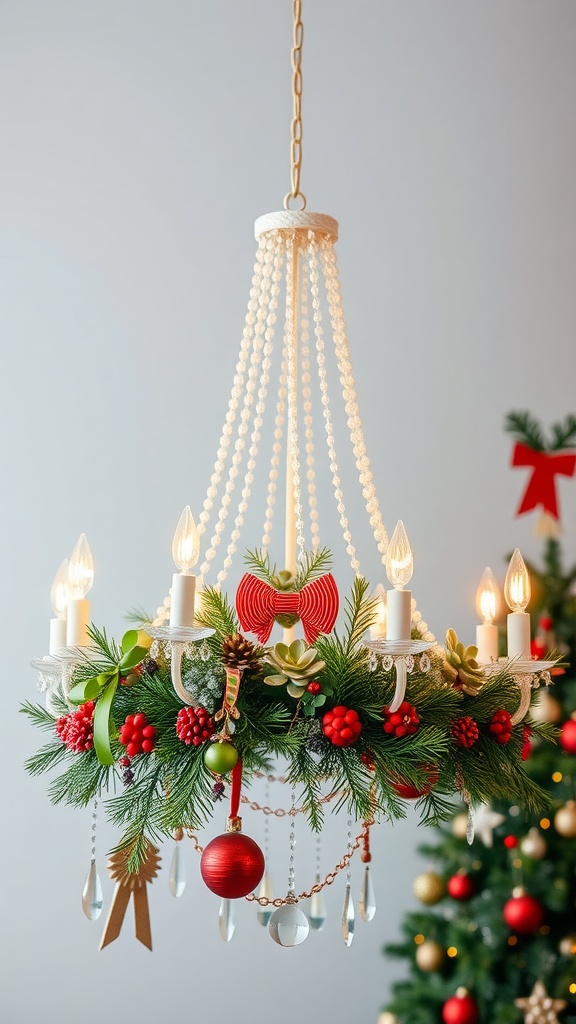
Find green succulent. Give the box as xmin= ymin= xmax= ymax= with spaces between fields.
xmin=444 ymin=627 xmax=485 ymax=696
xmin=263 ymin=639 xmax=326 ymax=698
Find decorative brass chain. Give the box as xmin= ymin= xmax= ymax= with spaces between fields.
xmin=283 ymin=0 xmax=306 ymax=211
xmin=240 ymin=788 xmax=341 ymax=817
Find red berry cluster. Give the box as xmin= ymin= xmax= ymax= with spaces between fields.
xmin=488 ymin=708 xmax=513 ymax=744
xmin=382 ymin=701 xmax=419 ymax=738
xmin=322 ymin=705 xmax=363 ymax=747
xmin=119 ymin=712 xmax=157 ymax=757
xmin=56 ymin=701 xmax=95 ymax=753
xmin=451 ymin=715 xmax=479 ymax=749
xmin=306 ymin=681 xmax=321 ymax=694
xmin=175 ymin=705 xmax=215 ymax=746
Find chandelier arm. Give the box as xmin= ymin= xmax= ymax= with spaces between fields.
xmin=299 ymin=257 xmax=320 ymax=551
xmin=199 ymin=238 xmax=275 ymax=585
xmin=308 ymin=235 xmax=363 ymax=577
xmin=320 ymin=239 xmax=390 ymax=563
xmin=216 ymin=240 xmax=283 ymax=586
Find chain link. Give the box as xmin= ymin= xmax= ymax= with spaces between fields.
xmin=284 ymin=0 xmax=306 ymax=210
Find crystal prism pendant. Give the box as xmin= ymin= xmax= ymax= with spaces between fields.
xmin=341 ymin=883 xmax=355 ymax=946
xmin=82 ymin=860 xmax=103 ymax=921
xmin=256 ymin=871 xmax=274 ymax=927
xmin=359 ymin=865 xmax=376 ymax=922
xmin=308 ymin=874 xmax=327 ymax=931
xmin=219 ymin=899 xmax=235 ymax=942
xmin=169 ymin=843 xmax=186 ymax=898
xmin=268 ymin=898 xmax=310 ymax=946
xmin=466 ymin=805 xmax=475 ymax=845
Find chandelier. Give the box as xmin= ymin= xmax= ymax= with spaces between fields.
xmin=26 ymin=1 xmax=555 ymax=952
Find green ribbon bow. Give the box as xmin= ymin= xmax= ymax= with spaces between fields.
xmin=67 ymin=630 xmax=149 ymax=765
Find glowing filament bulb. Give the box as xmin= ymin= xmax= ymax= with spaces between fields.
xmin=504 ymin=548 xmax=531 ymax=612
xmin=172 ymin=506 xmax=200 ymax=573
xmin=50 ymin=559 xmax=70 ymax=618
xmin=68 ymin=534 xmax=94 ymax=599
xmin=386 ymin=520 xmax=413 ymax=589
xmin=476 ymin=567 xmax=500 ymax=624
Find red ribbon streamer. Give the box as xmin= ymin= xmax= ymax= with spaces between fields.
xmin=512 ymin=442 xmax=576 ymax=520
xmin=235 ymin=572 xmax=339 ymax=644
xmin=230 ymin=758 xmax=242 ymax=819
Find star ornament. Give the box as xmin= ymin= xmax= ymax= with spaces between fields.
xmin=471 ymin=803 xmax=505 ymax=847
xmin=515 ymin=981 xmax=566 ymax=1024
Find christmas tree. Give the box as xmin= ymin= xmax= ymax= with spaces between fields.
xmin=379 ymin=413 xmax=576 ymax=1024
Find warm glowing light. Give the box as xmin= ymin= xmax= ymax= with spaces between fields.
xmin=504 ymin=548 xmax=531 ymax=613
xmin=172 ymin=506 xmax=200 ymax=573
xmin=414 ymin=934 xmax=425 ymax=945
xmin=50 ymin=559 xmax=70 ymax=618
xmin=508 ymin=936 xmax=518 ymax=946
xmin=540 ymin=817 xmax=551 ymax=830
xmin=447 ymin=947 xmax=458 ymax=958
xmin=540 ymin=925 xmax=550 ymax=935
xmin=67 ymin=535 xmax=94 ymax=599
xmin=570 ymin=984 xmax=576 ymax=995
xmin=385 ymin=520 xmax=413 ymax=589
xmin=552 ymin=772 xmax=563 ymax=783
xmin=475 ymin=567 xmax=500 ymax=624
xmin=512 ymin=858 xmax=522 ymax=869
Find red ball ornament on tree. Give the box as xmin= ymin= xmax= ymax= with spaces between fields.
xmin=503 ymin=890 xmax=544 ymax=934
xmin=322 ymin=705 xmax=363 ymax=747
xmin=559 ymin=718 xmax=576 ymax=755
xmin=521 ymin=725 xmax=532 ymax=761
xmin=442 ymin=991 xmax=479 ymax=1024
xmin=447 ymin=872 xmax=475 ymax=901
xmin=200 ymin=830 xmax=265 ymax=898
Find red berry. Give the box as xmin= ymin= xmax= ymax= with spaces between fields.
xmin=55 ymin=701 xmax=95 ymax=753
xmin=306 ymin=681 xmax=321 ymax=694
xmin=322 ymin=705 xmax=362 ymax=747
xmin=176 ymin=705 xmax=215 ymax=746
xmin=488 ymin=709 xmax=512 ymax=745
xmin=382 ymin=701 xmax=419 ymax=738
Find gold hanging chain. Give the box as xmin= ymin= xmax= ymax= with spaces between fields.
xmin=283 ymin=0 xmax=306 ymax=211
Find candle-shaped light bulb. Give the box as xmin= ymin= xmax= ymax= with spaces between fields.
xmin=66 ymin=534 xmax=94 ymax=648
xmin=385 ymin=520 xmax=413 ymax=590
xmin=49 ymin=559 xmax=70 ymax=654
xmin=475 ymin=567 xmax=500 ymax=663
xmin=476 ymin=567 xmax=500 ymax=625
xmin=504 ymin=548 xmax=531 ymax=613
xmin=169 ymin=507 xmax=200 ymax=628
xmin=385 ymin=521 xmax=413 ymax=641
xmin=504 ymin=548 xmax=531 ymax=659
xmin=172 ymin=506 xmax=200 ymax=573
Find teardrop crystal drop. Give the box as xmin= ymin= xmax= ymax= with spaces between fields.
xmin=82 ymin=860 xmax=103 ymax=921
xmin=219 ymin=899 xmax=235 ymax=942
xmin=466 ymin=806 xmax=475 ymax=845
xmin=169 ymin=843 xmax=186 ymax=898
xmin=269 ymin=898 xmax=310 ymax=946
xmin=359 ymin=865 xmax=376 ymax=922
xmin=341 ymin=883 xmax=355 ymax=946
xmin=308 ymin=875 xmax=327 ymax=931
xmin=256 ymin=871 xmax=274 ymax=927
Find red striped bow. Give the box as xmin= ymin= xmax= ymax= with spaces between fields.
xmin=235 ymin=573 xmax=339 ymax=645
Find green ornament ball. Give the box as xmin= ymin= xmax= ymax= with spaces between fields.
xmin=203 ymin=741 xmax=239 ymax=775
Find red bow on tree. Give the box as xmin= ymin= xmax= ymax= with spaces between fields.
xmin=235 ymin=572 xmax=339 ymax=644
xmin=512 ymin=442 xmax=576 ymax=520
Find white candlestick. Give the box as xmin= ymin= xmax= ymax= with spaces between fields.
xmin=66 ymin=599 xmax=91 ymax=647
xmin=507 ymin=612 xmax=531 ymax=659
xmin=49 ymin=617 xmax=67 ymax=655
xmin=386 ymin=588 xmax=412 ymax=641
xmin=169 ymin=573 xmax=196 ymax=628
xmin=476 ymin=623 xmax=498 ymax=664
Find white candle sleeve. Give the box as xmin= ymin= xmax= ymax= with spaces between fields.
xmin=386 ymin=589 xmax=412 ymax=642
xmin=507 ymin=611 xmax=531 ymax=659
xmin=476 ymin=623 xmax=498 ymax=664
xmin=49 ymin=618 xmax=67 ymax=655
xmin=66 ymin=599 xmax=91 ymax=647
xmin=170 ymin=573 xmax=196 ymax=628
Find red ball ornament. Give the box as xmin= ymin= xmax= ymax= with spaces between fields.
xmin=442 ymin=992 xmax=479 ymax=1024
xmin=390 ymin=764 xmax=439 ymax=799
xmin=322 ymin=705 xmax=363 ymax=747
xmin=503 ymin=835 xmax=518 ymax=849
xmin=521 ymin=725 xmax=532 ymax=761
xmin=200 ymin=831 xmax=265 ymax=898
xmin=559 ymin=718 xmax=576 ymax=755
xmin=447 ymin=872 xmax=475 ymax=901
xmin=503 ymin=891 xmax=544 ymax=934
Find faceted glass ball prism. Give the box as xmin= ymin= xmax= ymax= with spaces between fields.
xmin=268 ymin=902 xmax=310 ymax=946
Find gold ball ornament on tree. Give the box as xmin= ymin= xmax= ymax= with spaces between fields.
xmin=520 ymin=827 xmax=547 ymax=860
xmin=377 ymin=1014 xmax=398 ymax=1024
xmin=416 ymin=939 xmax=445 ymax=972
xmin=452 ymin=813 xmax=469 ymax=840
xmin=559 ymin=934 xmax=576 ymax=956
xmin=554 ymin=799 xmax=576 ymax=838
xmin=530 ymin=690 xmax=562 ymax=724
xmin=413 ymin=871 xmax=446 ymax=905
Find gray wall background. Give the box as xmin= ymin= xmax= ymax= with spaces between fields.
xmin=1 ymin=2 xmax=576 ymax=1023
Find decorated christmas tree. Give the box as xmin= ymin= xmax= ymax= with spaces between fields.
xmin=379 ymin=412 xmax=576 ymax=1024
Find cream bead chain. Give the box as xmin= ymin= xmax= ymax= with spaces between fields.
xmin=308 ymin=238 xmax=362 ymax=576
xmin=320 ymin=239 xmax=389 ymax=561
xmin=262 ymin=341 xmax=288 ymax=549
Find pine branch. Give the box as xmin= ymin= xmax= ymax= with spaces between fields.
xmin=124 ymin=606 xmax=153 ymax=626
xmin=504 ymin=410 xmax=545 ymax=451
xmin=550 ymin=413 xmax=576 ymax=450
xmin=294 ymin=547 xmax=333 ymax=588
xmin=20 ymin=700 xmax=61 ymax=733
xmin=86 ymin=624 xmax=122 ymax=665
xmin=243 ymin=548 xmax=276 ymax=584
xmin=24 ymin=740 xmax=70 ymax=777
xmin=195 ymin=585 xmax=239 ymax=637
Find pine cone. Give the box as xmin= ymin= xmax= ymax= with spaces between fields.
xmin=221 ymin=632 xmax=262 ymax=671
